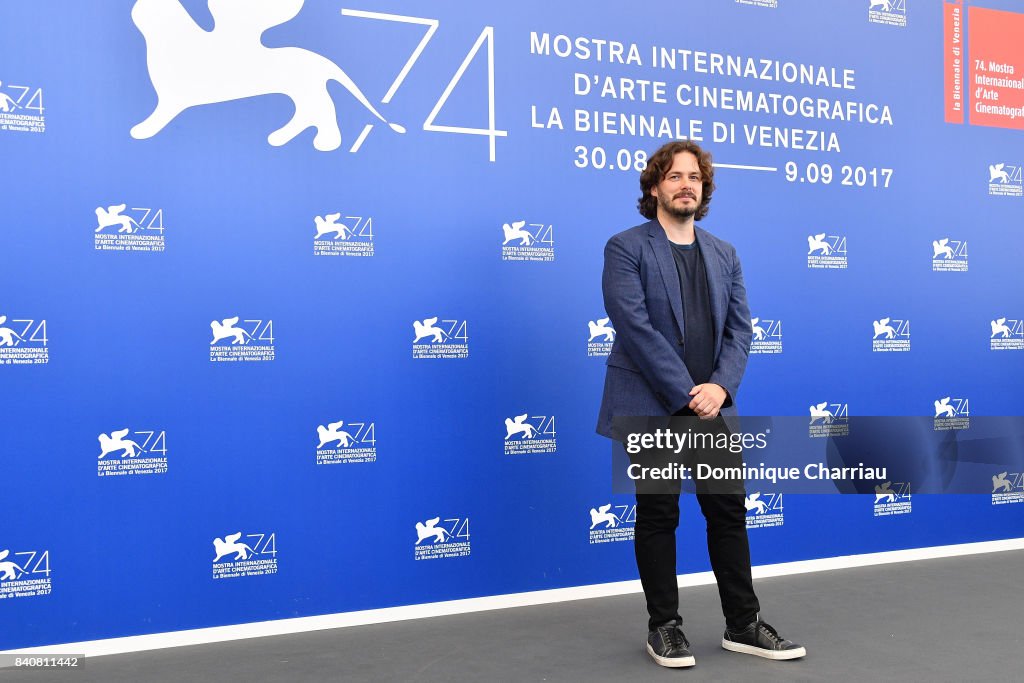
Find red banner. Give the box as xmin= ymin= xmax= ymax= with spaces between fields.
xmin=968 ymin=6 xmax=1024 ymax=130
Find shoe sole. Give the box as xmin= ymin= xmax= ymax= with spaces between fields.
xmin=646 ymin=642 xmax=695 ymax=668
xmin=721 ymin=639 xmax=806 ymax=660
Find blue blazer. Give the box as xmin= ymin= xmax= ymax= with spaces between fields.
xmin=596 ymin=220 xmax=752 ymax=440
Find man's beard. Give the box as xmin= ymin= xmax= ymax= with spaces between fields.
xmin=658 ymin=193 xmax=698 ymax=220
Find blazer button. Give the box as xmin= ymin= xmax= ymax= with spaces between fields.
xmin=678 ymin=337 xmax=684 ymax=345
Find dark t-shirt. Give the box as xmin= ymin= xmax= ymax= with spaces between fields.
xmin=669 ymin=239 xmax=715 ymax=387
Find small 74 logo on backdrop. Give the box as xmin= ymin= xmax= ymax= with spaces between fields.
xmin=0 ymin=80 xmax=45 ymax=133
xmin=988 ymin=163 xmax=1022 ymax=197
xmin=313 ymin=214 xmax=374 ymax=257
xmin=210 ymin=317 xmax=275 ymax=362
xmin=932 ymin=238 xmax=967 ymax=272
xmin=587 ymin=316 xmax=615 ymax=357
xmin=97 ymin=428 xmax=169 ymax=477
xmin=992 ymin=472 xmax=1024 ymax=505
xmin=94 ymin=205 xmax=166 ymax=253
xmin=991 ymin=317 xmax=1024 ymax=351
xmin=872 ymin=317 xmax=910 ymax=352
xmin=933 ymin=397 xmax=970 ymax=431
xmin=316 ymin=419 xmax=377 ymax=465
xmin=807 ymin=233 xmax=848 ymax=269
xmin=501 ymin=220 xmax=555 ymax=262
xmin=809 ymin=401 xmax=850 ymax=438
xmin=0 ymin=315 xmax=48 ymax=365
xmin=588 ymin=503 xmax=636 ymax=544
xmin=412 ymin=317 xmax=469 ymax=359
xmin=414 ymin=516 xmax=471 ymax=561
xmin=212 ymin=531 xmax=278 ymax=580
xmin=745 ymin=492 xmax=784 ymax=529
xmin=504 ymin=413 xmax=557 ymax=455
xmin=868 ymin=0 xmax=907 ymax=27
xmin=874 ymin=481 xmax=912 ymax=517
xmin=0 ymin=548 xmax=52 ymax=600
xmin=750 ymin=316 xmax=782 ymax=354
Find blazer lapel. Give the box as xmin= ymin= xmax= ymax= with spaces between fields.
xmin=647 ymin=221 xmax=686 ymax=341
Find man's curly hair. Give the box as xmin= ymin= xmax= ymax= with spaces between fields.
xmin=637 ymin=141 xmax=715 ymax=221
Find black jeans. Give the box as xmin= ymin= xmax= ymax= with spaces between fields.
xmin=627 ymin=416 xmax=760 ymax=632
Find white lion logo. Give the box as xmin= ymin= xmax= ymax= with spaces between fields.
xmin=991 ymin=318 xmax=1012 ymax=338
xmin=95 ymin=204 xmax=136 ymax=233
xmin=751 ymin=317 xmax=766 ymax=341
xmin=0 ymin=316 xmax=25 ymax=348
xmin=872 ymin=318 xmax=896 ymax=339
xmin=413 ymin=317 xmax=444 ymax=343
xmin=504 ymin=414 xmax=536 ymax=440
xmin=213 ymin=532 xmax=256 ymax=562
xmin=98 ymin=429 xmax=145 ymax=459
xmin=809 ymin=402 xmax=833 ymax=425
xmin=502 ymin=221 xmax=533 ymax=246
xmin=874 ymin=482 xmax=897 ymax=504
xmin=989 ymin=163 xmax=1011 ymax=184
xmin=807 ymin=233 xmax=831 ymax=256
xmin=314 ymin=213 xmax=351 ymax=240
xmin=211 ymin=316 xmax=251 ymax=345
xmin=317 ymin=420 xmax=354 ymax=449
xmin=588 ymin=318 xmax=616 ymax=342
xmin=932 ymin=239 xmax=954 ymax=260
xmin=589 ymin=504 xmax=619 ymax=529
xmin=130 ymin=0 xmax=405 ymax=151
xmin=934 ymin=397 xmax=956 ymax=418
xmin=415 ymin=518 xmax=448 ymax=545
xmin=745 ymin=493 xmax=768 ymax=515
xmin=0 ymin=550 xmax=26 ymax=581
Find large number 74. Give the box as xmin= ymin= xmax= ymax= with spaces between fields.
xmin=341 ymin=9 xmax=507 ymax=161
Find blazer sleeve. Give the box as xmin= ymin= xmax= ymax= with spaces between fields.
xmin=708 ymin=245 xmax=752 ymax=408
xmin=602 ymin=234 xmax=696 ymax=413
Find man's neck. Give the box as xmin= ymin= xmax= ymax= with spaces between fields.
xmin=656 ymin=209 xmax=696 ymax=245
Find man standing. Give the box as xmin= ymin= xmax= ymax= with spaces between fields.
xmin=596 ymin=141 xmax=805 ymax=668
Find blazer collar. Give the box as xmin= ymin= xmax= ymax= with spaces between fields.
xmin=645 ymin=219 xmax=709 ymax=244
xmin=646 ymin=220 xmax=723 ymax=352
xmin=647 ymin=220 xmax=686 ymax=341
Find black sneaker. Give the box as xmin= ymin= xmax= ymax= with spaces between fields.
xmin=646 ymin=620 xmax=696 ymax=668
xmin=722 ymin=618 xmax=806 ymax=660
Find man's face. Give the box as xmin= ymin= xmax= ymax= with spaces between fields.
xmin=651 ymin=151 xmax=703 ymax=220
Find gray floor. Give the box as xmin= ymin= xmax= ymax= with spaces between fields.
xmin=8 ymin=550 xmax=1024 ymax=682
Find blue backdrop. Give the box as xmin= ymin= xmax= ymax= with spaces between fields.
xmin=1 ymin=0 xmax=1022 ymax=650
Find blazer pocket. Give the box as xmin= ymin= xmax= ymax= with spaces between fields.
xmin=606 ymin=351 xmax=640 ymax=373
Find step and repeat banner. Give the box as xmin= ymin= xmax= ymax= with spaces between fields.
xmin=2 ymin=0 xmax=1023 ymax=650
